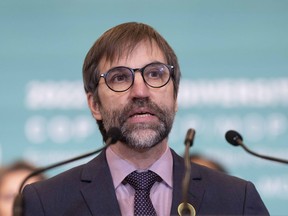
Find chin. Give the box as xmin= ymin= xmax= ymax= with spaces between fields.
xmin=125 ymin=129 xmax=163 ymax=149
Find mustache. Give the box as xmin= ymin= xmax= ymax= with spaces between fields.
xmin=118 ymin=98 xmax=166 ymax=125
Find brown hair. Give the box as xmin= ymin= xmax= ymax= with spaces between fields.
xmin=82 ymin=22 xmax=181 ymax=141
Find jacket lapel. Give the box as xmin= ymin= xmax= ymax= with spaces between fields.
xmin=80 ymin=150 xmax=121 ymax=215
xmin=170 ymin=149 xmax=205 ymax=215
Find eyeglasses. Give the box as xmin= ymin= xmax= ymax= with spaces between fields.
xmin=99 ymin=62 xmax=174 ymax=92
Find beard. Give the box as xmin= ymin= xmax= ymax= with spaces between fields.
xmin=99 ymin=98 xmax=176 ymax=150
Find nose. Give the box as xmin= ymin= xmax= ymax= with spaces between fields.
xmin=129 ymin=72 xmax=150 ymax=98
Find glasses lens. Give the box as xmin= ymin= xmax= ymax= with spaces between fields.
xmin=143 ymin=63 xmax=171 ymax=88
xmin=105 ymin=67 xmax=133 ymax=92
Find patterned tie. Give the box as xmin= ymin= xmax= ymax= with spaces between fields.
xmin=124 ymin=170 xmax=161 ymax=216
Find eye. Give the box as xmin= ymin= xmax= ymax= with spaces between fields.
xmin=107 ymin=68 xmax=132 ymax=83
xmin=145 ymin=64 xmax=166 ymax=80
xmin=147 ymin=70 xmax=163 ymax=79
xmin=111 ymin=74 xmax=127 ymax=82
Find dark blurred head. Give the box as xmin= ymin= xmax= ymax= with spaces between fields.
xmin=190 ymin=154 xmax=228 ymax=173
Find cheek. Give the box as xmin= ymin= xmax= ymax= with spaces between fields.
xmin=157 ymin=85 xmax=176 ymax=106
xmin=98 ymin=91 xmax=128 ymax=111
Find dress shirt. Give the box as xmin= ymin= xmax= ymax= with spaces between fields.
xmin=106 ymin=145 xmax=173 ymax=216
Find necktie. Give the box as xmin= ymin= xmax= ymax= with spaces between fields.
xmin=124 ymin=170 xmax=161 ymax=216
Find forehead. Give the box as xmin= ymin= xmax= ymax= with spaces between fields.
xmin=98 ymin=40 xmax=166 ymax=72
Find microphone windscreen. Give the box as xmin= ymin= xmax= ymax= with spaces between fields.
xmin=106 ymin=127 xmax=122 ymax=144
xmin=184 ymin=128 xmax=196 ymax=147
xmin=225 ymin=130 xmax=243 ymax=146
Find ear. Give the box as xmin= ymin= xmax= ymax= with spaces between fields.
xmin=87 ymin=92 xmax=102 ymax=120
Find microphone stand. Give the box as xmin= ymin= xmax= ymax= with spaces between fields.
xmin=181 ymin=142 xmax=192 ymax=215
xmin=235 ymin=136 xmax=288 ymax=165
xmin=19 ymin=145 xmax=107 ymax=195
xmin=178 ymin=128 xmax=196 ymax=216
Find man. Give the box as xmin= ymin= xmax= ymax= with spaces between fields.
xmin=23 ymin=22 xmax=269 ymax=215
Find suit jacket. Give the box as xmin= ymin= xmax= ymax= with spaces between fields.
xmin=23 ymin=149 xmax=269 ymax=215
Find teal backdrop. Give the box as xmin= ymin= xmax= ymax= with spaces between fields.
xmin=0 ymin=0 xmax=287 ymax=215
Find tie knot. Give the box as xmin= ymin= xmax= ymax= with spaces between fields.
xmin=125 ymin=170 xmax=161 ymax=191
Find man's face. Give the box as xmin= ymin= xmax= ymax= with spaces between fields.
xmin=88 ymin=40 xmax=177 ymax=150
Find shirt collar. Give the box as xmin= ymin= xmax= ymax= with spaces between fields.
xmin=106 ymin=145 xmax=173 ymax=189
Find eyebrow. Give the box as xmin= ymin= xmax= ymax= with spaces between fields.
xmin=106 ymin=61 xmax=166 ymax=71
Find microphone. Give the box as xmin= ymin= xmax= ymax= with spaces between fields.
xmin=184 ymin=128 xmax=195 ymax=147
xmin=13 ymin=127 xmax=122 ymax=216
xmin=225 ymin=130 xmax=288 ymax=164
xmin=178 ymin=128 xmax=196 ymax=216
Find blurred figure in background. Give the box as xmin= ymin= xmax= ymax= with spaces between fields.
xmin=0 ymin=160 xmax=46 ymax=216
xmin=190 ymin=153 xmax=228 ymax=173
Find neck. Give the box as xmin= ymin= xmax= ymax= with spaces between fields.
xmin=110 ymin=139 xmax=168 ymax=170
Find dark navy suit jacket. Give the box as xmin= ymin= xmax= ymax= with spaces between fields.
xmin=23 ymin=149 xmax=269 ymax=215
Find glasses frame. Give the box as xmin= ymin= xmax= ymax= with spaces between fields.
xmin=99 ymin=62 xmax=174 ymax=92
